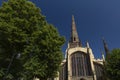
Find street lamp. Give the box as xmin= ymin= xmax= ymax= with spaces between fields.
xmin=3 ymin=53 xmax=21 ymax=80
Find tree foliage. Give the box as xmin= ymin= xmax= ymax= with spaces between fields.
xmin=105 ymin=49 xmax=120 ymax=80
xmin=0 ymin=0 xmax=65 ymax=79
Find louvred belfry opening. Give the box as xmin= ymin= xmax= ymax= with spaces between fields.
xmin=69 ymin=15 xmax=82 ymax=48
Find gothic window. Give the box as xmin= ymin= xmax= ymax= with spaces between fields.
xmin=71 ymin=51 xmax=92 ymax=77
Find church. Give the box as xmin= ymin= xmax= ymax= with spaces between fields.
xmin=58 ymin=15 xmax=107 ymax=80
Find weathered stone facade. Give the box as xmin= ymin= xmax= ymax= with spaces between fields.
xmin=58 ymin=16 xmax=104 ymax=80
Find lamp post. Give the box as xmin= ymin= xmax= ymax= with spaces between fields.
xmin=3 ymin=53 xmax=20 ymax=80
xmin=3 ymin=53 xmax=16 ymax=80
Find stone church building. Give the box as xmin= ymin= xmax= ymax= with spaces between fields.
xmin=58 ymin=15 xmax=107 ymax=80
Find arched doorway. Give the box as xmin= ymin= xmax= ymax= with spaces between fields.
xmin=80 ymin=78 xmax=86 ymax=80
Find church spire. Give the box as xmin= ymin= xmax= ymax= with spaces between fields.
xmin=69 ymin=15 xmax=82 ymax=48
xmin=71 ymin=15 xmax=79 ymax=42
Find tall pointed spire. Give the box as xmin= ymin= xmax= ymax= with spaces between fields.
xmin=71 ymin=15 xmax=79 ymax=42
xmin=69 ymin=15 xmax=82 ymax=48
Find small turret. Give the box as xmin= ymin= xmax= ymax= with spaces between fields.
xmin=86 ymin=41 xmax=90 ymax=48
xmin=101 ymin=51 xmax=105 ymax=62
xmin=102 ymin=38 xmax=109 ymax=59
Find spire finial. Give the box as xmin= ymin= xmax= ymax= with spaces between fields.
xmin=86 ymin=41 xmax=90 ymax=48
xmin=72 ymin=15 xmax=75 ymax=22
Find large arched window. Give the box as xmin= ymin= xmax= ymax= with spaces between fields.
xmin=70 ymin=51 xmax=92 ymax=77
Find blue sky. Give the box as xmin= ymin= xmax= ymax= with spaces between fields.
xmin=0 ymin=0 xmax=120 ymax=58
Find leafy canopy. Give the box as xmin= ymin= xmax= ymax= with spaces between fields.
xmin=105 ymin=49 xmax=120 ymax=80
xmin=0 ymin=0 xmax=65 ymax=79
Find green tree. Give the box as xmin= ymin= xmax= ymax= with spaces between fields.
xmin=0 ymin=0 xmax=65 ymax=79
xmin=105 ymin=49 xmax=120 ymax=80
